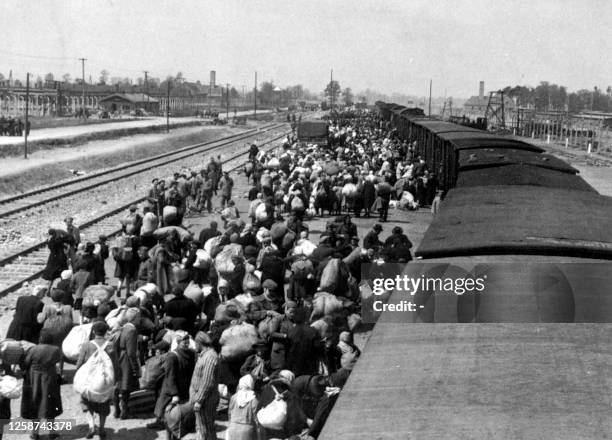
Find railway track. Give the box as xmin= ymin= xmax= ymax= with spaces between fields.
xmin=0 ymin=129 xmax=289 ymax=297
xmin=0 ymin=123 xmax=285 ymax=218
xmin=0 ymin=123 xmax=288 ymax=262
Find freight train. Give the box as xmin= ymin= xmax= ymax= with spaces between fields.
xmin=319 ymin=102 xmax=612 ymax=439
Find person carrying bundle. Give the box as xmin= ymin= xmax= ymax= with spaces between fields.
xmin=75 ymin=321 xmax=119 ymax=439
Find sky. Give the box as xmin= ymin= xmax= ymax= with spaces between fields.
xmin=0 ymin=0 xmax=610 ymax=98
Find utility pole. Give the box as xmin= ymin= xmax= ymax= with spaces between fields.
xmin=242 ymin=85 xmax=245 ymax=108
xmin=79 ymin=58 xmax=86 ymax=119
xmin=226 ymin=83 xmax=230 ymax=119
xmin=330 ymin=69 xmax=334 ymax=110
xmin=428 ymin=79 xmax=432 ymax=117
xmin=254 ymin=71 xmax=257 ymax=117
xmin=24 ymin=73 xmax=29 ymax=159
xmin=144 ymin=71 xmax=149 ymax=111
xmin=166 ymin=80 xmax=170 ymax=133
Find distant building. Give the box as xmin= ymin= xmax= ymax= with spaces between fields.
xmin=99 ymin=93 xmax=159 ymax=113
xmin=464 ymin=81 xmax=515 ymax=116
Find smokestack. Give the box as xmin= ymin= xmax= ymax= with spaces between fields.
xmin=210 ymin=71 xmax=216 ymax=89
xmin=479 ymin=81 xmax=484 ymax=100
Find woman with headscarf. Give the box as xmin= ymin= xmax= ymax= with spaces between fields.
xmin=42 ymin=229 xmax=72 ymax=290
xmin=226 ymin=374 xmax=259 ymax=440
xmin=36 ymin=288 xmax=73 ymax=379
xmin=20 ymin=330 xmax=63 ymax=439
xmin=150 ymin=236 xmax=180 ymax=296
xmin=72 ymin=242 xmax=97 ymax=310
xmin=6 ymin=285 xmax=45 ymax=343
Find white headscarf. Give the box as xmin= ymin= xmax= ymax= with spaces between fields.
xmin=235 ymin=374 xmax=256 ymax=408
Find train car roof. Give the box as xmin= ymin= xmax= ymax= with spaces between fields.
xmin=458 ymin=148 xmax=578 ymax=174
xmin=438 ymin=132 xmax=545 ymax=152
xmin=456 ymin=165 xmax=596 ymax=192
xmin=411 ymin=120 xmax=482 ymax=134
xmin=416 ymin=185 xmax=612 ymax=259
xmin=319 ymin=320 xmax=612 ymax=439
xmin=398 ymin=107 xmax=426 ymax=116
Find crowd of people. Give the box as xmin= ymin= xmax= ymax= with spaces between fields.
xmin=1 ymin=111 xmax=439 ymax=440
xmin=0 ymin=116 xmax=30 ymax=136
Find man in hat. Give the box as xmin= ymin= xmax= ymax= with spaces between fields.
xmin=64 ymin=216 xmax=81 ymax=269
xmin=190 ymin=332 xmax=219 ymax=440
xmin=136 ymin=246 xmax=153 ymax=287
xmin=146 ymin=178 xmax=160 ymax=214
xmin=93 ymin=234 xmax=109 ymax=284
xmin=198 ymin=221 xmax=221 ymax=248
xmin=149 ymin=334 xmax=196 ymax=430
xmin=376 ymin=176 xmax=393 ymax=222
xmin=141 ymin=339 xmax=169 ymax=391
xmin=116 ymin=308 xmax=140 ymax=419
xmin=240 ymin=341 xmax=271 ymax=384
xmin=218 ymin=171 xmax=234 ymax=210
xmin=268 ymin=300 xmax=298 ymax=370
xmin=291 ymin=374 xmax=328 ymax=419
xmin=286 ymin=307 xmax=324 ymax=376
xmin=76 ymin=320 xmax=119 ymax=438
xmin=363 ymin=224 xmax=384 ymax=251
xmin=123 ymin=205 xmax=142 ymax=236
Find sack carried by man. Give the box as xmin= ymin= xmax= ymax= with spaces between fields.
xmin=257 ymin=385 xmax=288 ymax=430
xmin=62 ymin=323 xmax=94 ymax=363
xmin=73 ymin=341 xmax=115 ymax=403
xmin=165 ymin=402 xmax=195 ymax=439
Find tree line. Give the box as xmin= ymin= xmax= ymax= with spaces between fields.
xmin=502 ymin=81 xmax=612 ymax=113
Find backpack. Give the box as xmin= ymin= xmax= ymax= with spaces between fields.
xmin=255 ymin=203 xmax=269 ymax=222
xmin=257 ymin=385 xmax=288 ymax=430
xmin=62 ymin=323 xmax=94 ymax=363
xmin=291 ymin=196 xmax=305 ymax=211
xmin=291 ymin=257 xmax=314 ymax=280
xmin=73 ymin=341 xmax=115 ymax=403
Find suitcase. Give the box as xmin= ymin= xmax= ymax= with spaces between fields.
xmin=165 ymin=402 xmax=195 ymax=439
xmin=127 ymin=389 xmax=156 ymax=415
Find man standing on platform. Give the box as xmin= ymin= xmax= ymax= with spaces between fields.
xmin=190 ymin=332 xmax=219 ymax=440
xmin=218 ymin=171 xmax=234 ymax=210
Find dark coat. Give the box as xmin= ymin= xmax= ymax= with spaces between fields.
xmin=154 ymin=348 xmax=196 ymax=418
xmin=6 ymin=295 xmax=44 ymax=343
xmin=21 ymin=344 xmax=63 ymax=420
xmin=363 ymin=180 xmax=376 ymax=208
xmin=198 ymin=228 xmax=221 ymax=247
xmin=164 ymin=296 xmax=198 ymax=334
xmin=118 ymin=323 xmax=140 ymax=392
xmin=363 ymin=231 xmax=383 ymax=250
xmin=259 ymin=254 xmax=286 ymax=293
xmin=42 ymin=235 xmax=70 ymax=281
xmin=286 ymin=324 xmax=323 ymax=377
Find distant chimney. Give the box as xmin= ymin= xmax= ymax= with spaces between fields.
xmin=210 ymin=71 xmax=216 ymax=89
xmin=479 ymin=81 xmax=484 ymax=100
